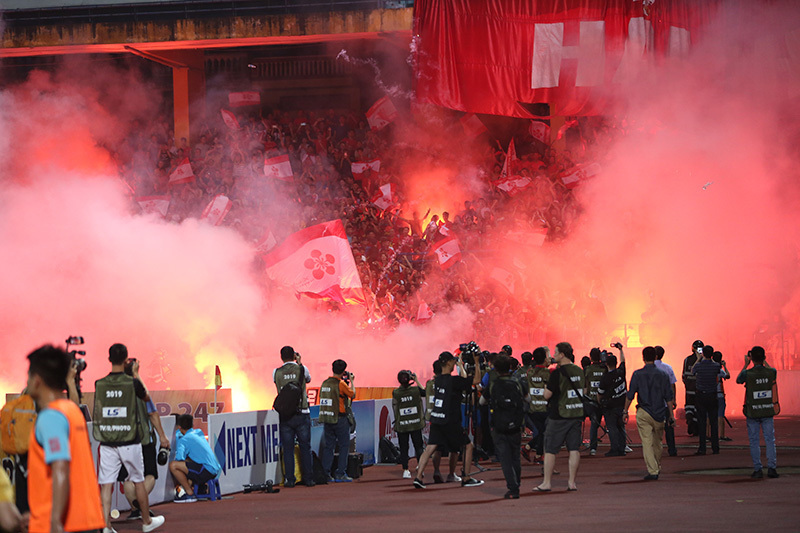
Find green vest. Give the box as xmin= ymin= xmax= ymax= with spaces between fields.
xmin=425 ymin=379 xmax=436 ymax=421
xmin=527 ymin=367 xmax=550 ymax=413
xmin=274 ymin=363 xmax=309 ymax=410
xmin=487 ymin=369 xmax=499 ymax=393
xmin=585 ymin=364 xmax=605 ymax=397
xmin=318 ymin=377 xmax=341 ymax=424
xmin=93 ymin=373 xmax=149 ymax=445
xmin=558 ymin=364 xmax=585 ymax=418
xmin=744 ymin=366 xmax=777 ymax=418
xmin=392 ymin=386 xmax=424 ymax=432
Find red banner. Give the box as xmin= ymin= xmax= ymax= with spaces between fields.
xmin=414 ymin=0 xmax=718 ymax=116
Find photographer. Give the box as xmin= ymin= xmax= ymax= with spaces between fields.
xmin=485 ymin=355 xmax=527 ymax=499
xmin=535 ymin=342 xmax=583 ymax=492
xmin=691 ymin=345 xmax=721 ymax=455
xmin=736 ymin=346 xmax=779 ymax=478
xmin=681 ymin=340 xmax=704 ymax=437
xmin=94 ymin=343 xmax=164 ymax=533
xmin=392 ymin=371 xmax=425 ymax=479
xmin=118 ymin=359 xmax=171 ymax=518
xmin=654 ymin=346 xmax=678 ymax=456
xmin=597 ymin=343 xmax=626 ymax=457
xmin=273 ymin=346 xmax=313 ymax=488
xmin=319 ymin=360 xmax=356 ymax=483
xmin=584 ymin=349 xmax=606 ymax=455
xmin=524 ymin=347 xmax=551 ymax=463
xmin=424 ymin=361 xmax=459 ymax=483
xmin=412 ymin=351 xmax=483 ymax=489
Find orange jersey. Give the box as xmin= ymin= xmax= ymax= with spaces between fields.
xmin=28 ymin=399 xmax=105 ymax=533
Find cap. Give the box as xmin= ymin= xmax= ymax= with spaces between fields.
xmin=692 ymin=340 xmax=704 ymax=349
xmin=438 ymin=351 xmax=456 ymax=363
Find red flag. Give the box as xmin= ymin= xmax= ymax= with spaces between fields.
xmin=416 ymin=302 xmax=434 ymax=322
xmin=371 ymin=183 xmax=394 ymax=211
xmin=228 ymin=91 xmax=261 ymax=107
xmin=500 ymin=138 xmax=517 ymax=179
xmin=215 ymin=365 xmax=222 ymax=390
xmin=429 ymin=235 xmax=462 ymax=270
xmin=262 ymin=219 xmax=365 ymax=305
xmin=493 ymin=175 xmax=532 ymax=197
xmin=264 ymin=154 xmax=294 ymax=181
xmin=490 ymin=267 xmax=516 ymax=294
xmin=460 ymin=114 xmax=488 ymax=138
xmin=136 ymin=195 xmax=171 ymax=218
xmin=366 ymin=96 xmax=398 ymax=130
xmin=201 ymin=195 xmax=232 ymax=226
xmin=220 ymin=109 xmax=240 ymax=131
xmin=529 ymin=121 xmax=551 ymax=144
xmin=561 ymin=162 xmax=602 ymax=189
xmin=168 ymin=158 xmax=195 ymax=185
xmin=255 ymin=227 xmax=278 ymax=253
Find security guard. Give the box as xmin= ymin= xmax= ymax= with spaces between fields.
xmin=392 ymin=371 xmax=425 ymax=479
xmin=736 ymin=346 xmax=779 ymax=479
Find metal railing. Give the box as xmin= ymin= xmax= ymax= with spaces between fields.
xmin=2 ymin=0 xmax=412 ymax=27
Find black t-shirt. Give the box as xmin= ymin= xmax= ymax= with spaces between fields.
xmin=597 ymin=362 xmax=627 ymax=409
xmin=433 ymin=374 xmax=473 ymax=426
xmin=545 ymin=370 xmax=563 ymax=419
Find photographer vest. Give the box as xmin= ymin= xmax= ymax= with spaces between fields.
xmin=93 ymin=374 xmax=149 ymax=445
xmin=392 ymin=386 xmax=424 ymax=432
xmin=274 ymin=363 xmax=309 ymax=411
xmin=318 ymin=377 xmax=341 ymax=424
xmin=425 ymin=378 xmax=436 ymax=421
xmin=558 ymin=364 xmax=585 ymax=419
xmin=486 ymin=369 xmax=499 ymax=393
xmin=585 ymin=364 xmax=605 ymax=398
xmin=527 ymin=367 xmax=550 ymax=413
xmin=744 ymin=366 xmax=777 ymax=419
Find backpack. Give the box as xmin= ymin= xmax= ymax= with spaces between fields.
xmin=379 ymin=436 xmax=401 ymax=464
xmin=489 ymin=378 xmax=524 ymax=434
xmin=1 ymin=394 xmax=37 ymax=454
xmin=273 ymin=366 xmax=304 ymax=420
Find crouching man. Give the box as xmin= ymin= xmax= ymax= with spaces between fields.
xmin=169 ymin=415 xmax=222 ymax=503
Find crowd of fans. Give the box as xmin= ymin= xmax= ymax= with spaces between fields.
xmin=112 ymin=103 xmax=611 ymax=348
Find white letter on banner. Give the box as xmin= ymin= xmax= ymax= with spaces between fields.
xmin=614 ymin=17 xmax=653 ymax=83
xmin=576 ymin=21 xmax=606 ymax=87
xmin=532 ymin=23 xmax=565 ymax=88
xmin=669 ymin=26 xmax=691 ymax=57
xmin=532 ymin=21 xmax=606 ymax=89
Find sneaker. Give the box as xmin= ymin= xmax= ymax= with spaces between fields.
xmin=624 ymin=445 xmax=633 ymax=453
xmin=303 ymin=480 xmax=316 ymax=487
xmin=174 ymin=493 xmax=197 ymax=503
xmin=461 ymin=477 xmax=484 ymax=487
xmin=504 ymin=490 xmax=520 ymax=499
xmin=326 ymin=474 xmax=335 ymax=483
xmin=413 ymin=477 xmax=426 ymax=489
xmin=284 ymin=480 xmax=295 ymax=488
xmin=433 ymin=472 xmax=445 ymax=484
xmin=446 ymin=473 xmax=462 ymax=483
xmin=402 ymin=469 xmax=412 ymax=479
xmin=751 ymin=469 xmax=763 ymax=479
xmin=334 ymin=475 xmax=353 ymax=483
xmin=142 ymin=516 xmax=165 ymax=533
xmin=104 ymin=528 xmax=118 ymax=533
xmin=643 ymin=474 xmax=659 ymax=481
xmin=127 ymin=509 xmax=142 ymax=521
xmin=767 ymin=468 xmax=779 ymax=479
xmin=589 ymin=449 xmax=597 ymax=456
xmin=720 ymin=436 xmax=733 ymax=442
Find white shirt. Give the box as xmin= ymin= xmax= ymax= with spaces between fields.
xmin=654 ymin=359 xmax=677 ymax=385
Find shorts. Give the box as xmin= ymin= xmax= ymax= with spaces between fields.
xmin=717 ymin=395 xmax=726 ymax=418
xmin=118 ymin=442 xmax=158 ymax=482
xmin=543 ymin=418 xmax=582 ymax=455
xmin=98 ymin=444 xmax=145 ymax=485
xmin=428 ymin=424 xmax=470 ymax=453
xmin=185 ymin=459 xmax=217 ymax=486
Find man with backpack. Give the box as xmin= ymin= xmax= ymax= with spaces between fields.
xmin=272 ymin=346 xmax=314 ymax=488
xmin=485 ymin=354 xmax=528 ymax=499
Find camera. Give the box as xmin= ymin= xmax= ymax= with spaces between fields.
xmin=71 ymin=352 xmax=88 ymax=372
xmin=243 ymin=480 xmax=279 ymax=494
xmin=124 ymin=358 xmax=138 ymax=376
xmin=610 ymin=342 xmax=623 ymax=350
xmin=66 ymin=336 xmax=84 ymax=345
xmin=157 ymin=448 xmax=169 ymax=466
xmin=398 ymin=370 xmax=414 ymax=383
xmin=458 ymin=341 xmax=485 ymax=372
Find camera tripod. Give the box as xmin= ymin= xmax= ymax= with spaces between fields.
xmin=462 ymin=385 xmax=501 ymax=476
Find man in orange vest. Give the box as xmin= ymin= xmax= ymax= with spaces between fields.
xmin=24 ymin=345 xmax=106 ymax=533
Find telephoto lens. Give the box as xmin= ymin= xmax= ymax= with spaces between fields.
xmin=157 ymin=448 xmax=169 ymax=466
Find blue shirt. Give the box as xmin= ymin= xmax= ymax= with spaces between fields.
xmin=627 ymin=364 xmax=674 ymax=422
xmin=692 ymin=358 xmax=721 ymax=394
xmin=175 ymin=428 xmax=221 ymax=476
xmin=35 ymin=409 xmax=71 ymax=464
